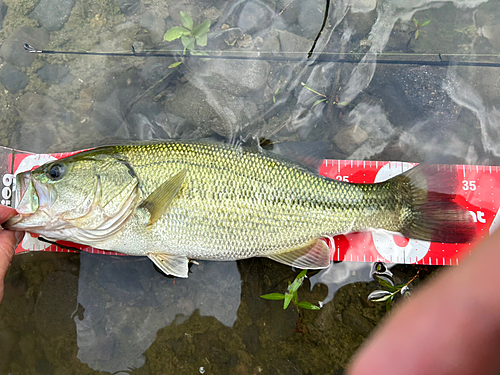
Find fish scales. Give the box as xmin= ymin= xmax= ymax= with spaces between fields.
xmin=108 ymin=142 xmax=401 ymax=259
xmin=5 ymin=140 xmax=476 ymax=277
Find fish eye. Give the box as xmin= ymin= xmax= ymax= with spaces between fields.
xmin=47 ymin=163 xmax=65 ymax=181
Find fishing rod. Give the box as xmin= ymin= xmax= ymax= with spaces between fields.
xmin=24 ymin=44 xmax=500 ymax=68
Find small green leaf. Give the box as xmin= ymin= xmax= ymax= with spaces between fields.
xmin=413 ymin=18 xmax=419 ymax=28
xmin=190 ymin=50 xmax=209 ymax=56
xmin=181 ymin=35 xmax=195 ymax=50
xmin=168 ymin=61 xmax=183 ymax=68
xmin=312 ymin=98 xmax=327 ymax=107
xmin=415 ymin=29 xmax=420 ymax=40
xmin=288 ymin=274 xmax=305 ymax=294
xmin=377 ymin=275 xmax=395 ymax=289
xmin=368 ymin=290 xmax=393 ymax=302
xmin=274 ymin=88 xmax=280 ymax=95
xmin=164 ymin=27 xmax=191 ymax=42
xmin=297 ymin=269 xmax=307 ymax=279
xmin=372 ymin=294 xmax=393 ymax=302
xmin=298 ymin=301 xmax=320 ymax=310
xmin=338 ymin=100 xmax=350 ymax=106
xmin=301 ymin=82 xmax=320 ymax=96
xmin=180 ymin=11 xmax=193 ymax=30
xmin=273 ymin=96 xmax=276 ymax=103
xmin=284 ymin=293 xmax=293 ymax=309
xmin=421 ymin=20 xmax=431 ymax=27
xmin=192 ymin=19 xmax=211 ymax=37
xmin=386 ymin=296 xmax=393 ymax=311
xmin=261 ymin=293 xmax=286 ymax=300
xmin=196 ymin=34 xmax=208 ymax=47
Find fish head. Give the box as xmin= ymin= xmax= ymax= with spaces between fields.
xmin=4 ymin=150 xmax=140 ymax=237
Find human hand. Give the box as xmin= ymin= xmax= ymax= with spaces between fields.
xmin=0 ymin=206 xmax=23 ymax=303
xmin=347 ymin=229 xmax=500 ymax=375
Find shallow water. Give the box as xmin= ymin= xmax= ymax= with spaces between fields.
xmin=0 ymin=0 xmax=500 ymax=373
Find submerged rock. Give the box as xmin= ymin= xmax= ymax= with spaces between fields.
xmin=12 ymin=93 xmax=73 ymax=152
xmin=194 ymin=59 xmax=270 ymax=97
xmin=117 ymin=0 xmax=141 ymax=16
xmin=237 ymin=0 xmax=273 ymax=34
xmin=36 ymin=64 xmax=72 ymax=84
xmin=0 ymin=63 xmax=29 ymax=93
xmin=0 ymin=1 xmax=8 ymax=31
xmin=165 ymin=82 xmax=259 ymax=138
xmin=30 ymin=0 xmax=76 ymax=31
xmin=0 ymin=26 xmax=50 ymax=67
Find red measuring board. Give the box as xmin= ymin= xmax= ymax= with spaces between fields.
xmin=319 ymin=160 xmax=496 ymax=266
xmin=3 ymin=148 xmax=497 ymax=266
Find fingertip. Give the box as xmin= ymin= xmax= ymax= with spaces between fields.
xmin=14 ymin=231 xmax=24 ymax=245
xmin=0 ymin=205 xmax=17 ymax=224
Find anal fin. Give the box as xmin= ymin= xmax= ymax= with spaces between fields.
xmin=148 ymin=253 xmax=189 ymax=278
xmin=266 ymin=239 xmax=331 ymax=269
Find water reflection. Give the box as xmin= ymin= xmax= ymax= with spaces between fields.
xmin=0 ymin=0 xmax=500 ymax=372
xmin=76 ymin=253 xmax=241 ymax=373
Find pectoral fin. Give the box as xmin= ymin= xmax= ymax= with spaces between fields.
xmin=139 ymin=170 xmax=187 ymax=226
xmin=267 ymin=239 xmax=331 ymax=269
xmin=148 ymin=253 xmax=189 ymax=278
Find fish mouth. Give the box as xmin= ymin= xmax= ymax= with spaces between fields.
xmin=16 ymin=172 xmax=36 ymax=213
xmin=3 ymin=172 xmax=52 ymax=230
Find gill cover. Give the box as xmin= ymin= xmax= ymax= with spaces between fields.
xmin=7 ymin=149 xmax=141 ymax=245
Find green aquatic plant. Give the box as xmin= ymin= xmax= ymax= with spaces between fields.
xmin=367 ymin=263 xmax=420 ymax=311
xmin=261 ymin=270 xmax=320 ymax=311
xmin=301 ymin=82 xmax=329 ymax=107
xmin=454 ymin=25 xmax=477 ymax=38
xmin=273 ymin=87 xmax=280 ymax=104
xmin=164 ymin=11 xmax=211 ymax=66
xmin=412 ymin=18 xmax=431 ymax=40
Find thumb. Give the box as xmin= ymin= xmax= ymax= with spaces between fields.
xmin=0 ymin=230 xmax=18 ymax=304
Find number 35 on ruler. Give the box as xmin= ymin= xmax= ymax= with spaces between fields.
xmin=462 ymin=180 xmax=476 ymax=191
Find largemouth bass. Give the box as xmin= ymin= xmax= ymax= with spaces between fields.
xmin=4 ymin=141 xmax=475 ymax=277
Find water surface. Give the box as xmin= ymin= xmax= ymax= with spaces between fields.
xmin=1 ymin=0 xmax=500 ymax=373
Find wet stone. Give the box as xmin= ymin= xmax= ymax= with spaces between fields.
xmin=237 ymin=0 xmax=273 ymax=34
xmin=0 ymin=1 xmax=8 ymax=31
xmin=0 ymin=63 xmax=29 ymax=93
xmin=0 ymin=26 xmax=50 ymax=67
xmin=194 ymin=59 xmax=270 ymax=97
xmin=12 ymin=93 xmax=72 ymax=152
xmin=34 ymin=271 xmax=78 ymax=339
xmin=277 ymin=29 xmax=312 ymax=57
xmin=117 ymin=0 xmax=141 ymax=16
xmin=30 ymin=0 xmax=76 ymax=31
xmin=138 ymin=10 xmax=166 ymax=43
xmin=342 ymin=304 xmax=375 ymax=337
xmin=297 ymin=0 xmax=326 ymax=39
xmin=140 ymin=58 xmax=173 ymax=86
xmin=333 ymin=125 xmax=368 ymax=154
xmin=165 ymin=82 xmax=259 ymax=138
xmin=36 ymin=64 xmax=71 ymax=84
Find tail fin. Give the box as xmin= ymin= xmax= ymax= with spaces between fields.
xmin=392 ymin=164 xmax=476 ymax=243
